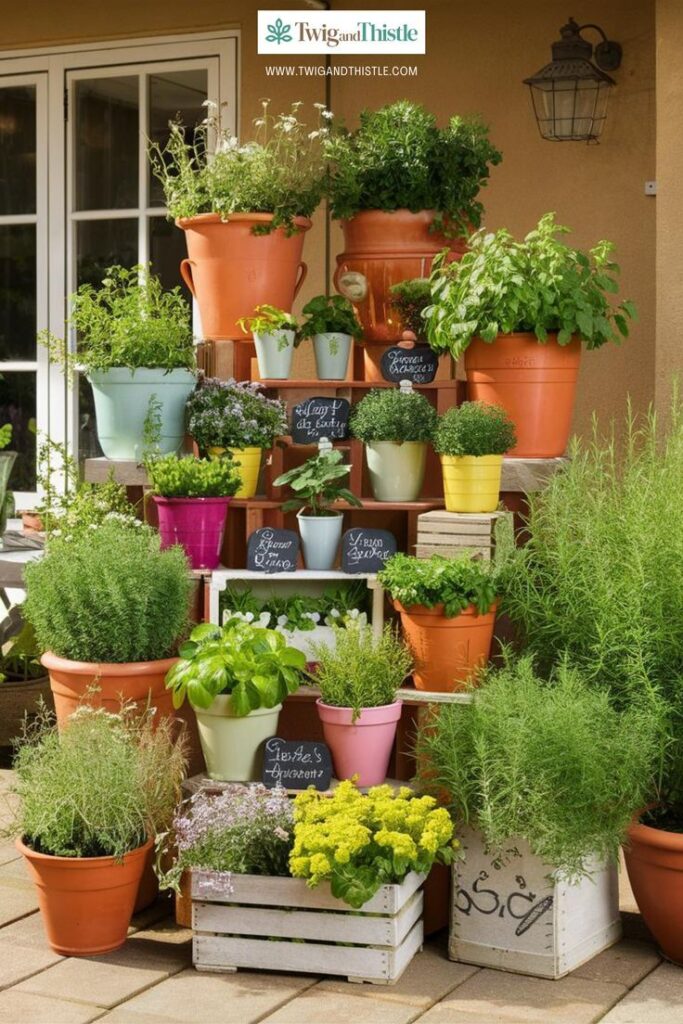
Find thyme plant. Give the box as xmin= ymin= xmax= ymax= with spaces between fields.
xmin=350 ymin=387 xmax=437 ymax=443
xmin=312 ymin=624 xmax=412 ymax=719
xmin=434 ymin=402 xmax=516 ymax=457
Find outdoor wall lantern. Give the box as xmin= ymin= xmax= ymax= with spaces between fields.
xmin=524 ymin=17 xmax=622 ymax=142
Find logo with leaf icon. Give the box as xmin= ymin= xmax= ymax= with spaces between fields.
xmin=265 ymin=18 xmax=293 ymax=43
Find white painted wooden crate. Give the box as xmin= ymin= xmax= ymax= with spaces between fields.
xmin=415 ymin=510 xmax=512 ymax=562
xmin=191 ymin=869 xmax=426 ymax=984
xmin=450 ymin=829 xmax=621 ymax=979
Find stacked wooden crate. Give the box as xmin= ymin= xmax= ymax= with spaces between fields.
xmin=415 ymin=509 xmax=513 ymax=561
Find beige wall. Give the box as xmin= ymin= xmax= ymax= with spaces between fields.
xmin=0 ymin=0 xmax=656 ymax=435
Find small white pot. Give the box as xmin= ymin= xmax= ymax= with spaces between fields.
xmin=193 ymin=694 xmax=282 ymax=782
xmin=297 ymin=512 xmax=343 ymax=570
xmin=253 ymin=330 xmax=296 ymax=379
xmin=313 ymin=333 xmax=352 ymax=380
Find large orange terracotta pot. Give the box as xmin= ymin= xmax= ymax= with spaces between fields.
xmin=177 ymin=213 xmax=311 ymax=341
xmin=624 ymin=821 xmax=683 ymax=964
xmin=464 ymin=332 xmax=582 ymax=459
xmin=41 ymin=651 xmax=178 ymax=731
xmin=393 ymin=600 xmax=496 ymax=692
xmin=18 ymin=836 xmax=151 ymax=956
xmin=334 ymin=209 xmax=465 ymax=377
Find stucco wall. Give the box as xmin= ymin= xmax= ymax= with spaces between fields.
xmin=0 ymin=0 xmax=656 ymax=436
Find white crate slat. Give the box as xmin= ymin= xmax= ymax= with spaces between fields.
xmin=416 ymin=544 xmax=490 ymax=560
xmin=417 ymin=520 xmax=495 ymax=536
xmin=449 ymin=828 xmax=621 ymax=979
xmin=193 ymin=888 xmax=423 ymax=946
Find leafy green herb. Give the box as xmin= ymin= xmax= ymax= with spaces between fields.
xmin=145 ymin=453 xmax=241 ymax=498
xmin=313 ymin=624 xmax=412 ymax=720
xmin=237 ymin=304 xmax=299 ymax=350
xmin=389 ymin=279 xmax=432 ymax=340
xmin=220 ymin=581 xmax=367 ymax=633
xmin=297 ymin=295 xmax=362 ymax=341
xmin=350 ymin=387 xmax=437 ymax=443
xmin=378 ymin=553 xmax=496 ymax=617
xmin=274 ymin=448 xmax=361 ymax=516
xmin=434 ymin=402 xmax=516 ymax=457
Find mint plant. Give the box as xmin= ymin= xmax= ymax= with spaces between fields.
xmin=297 ymin=295 xmax=362 ymax=341
xmin=378 ymin=553 xmax=496 ymax=617
xmin=274 ymin=448 xmax=361 ymax=516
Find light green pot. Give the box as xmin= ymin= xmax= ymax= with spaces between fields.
xmin=254 ymin=330 xmax=295 ymax=380
xmin=366 ymin=441 xmax=428 ymax=502
xmin=313 ymin=333 xmax=352 ymax=380
xmin=298 ymin=511 xmax=343 ymax=570
xmin=87 ymin=367 xmax=196 ymax=461
xmin=193 ymin=694 xmax=282 ymax=782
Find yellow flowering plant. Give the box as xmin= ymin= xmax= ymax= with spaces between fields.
xmin=289 ymin=779 xmax=457 ymax=908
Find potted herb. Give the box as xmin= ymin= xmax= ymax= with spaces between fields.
xmin=273 ymin=439 xmax=362 ymax=570
xmin=425 ymin=214 xmax=636 ymax=457
xmin=389 ymin=278 xmax=432 ymax=343
xmin=237 ymin=305 xmax=298 ymax=380
xmin=24 ymin=521 xmax=191 ymax=729
xmin=434 ymin=402 xmax=516 ymax=513
xmin=298 ymin=295 xmax=362 ymax=380
xmin=312 ymin=624 xmax=411 ymax=787
xmin=325 ymin=101 xmax=501 ymax=368
xmin=499 ymin=399 xmax=683 ymax=964
xmin=0 ymin=614 xmax=53 ymax=749
xmin=378 ymin=553 xmax=497 ymax=692
xmin=146 ymin=454 xmax=241 ymax=570
xmin=417 ymin=656 xmax=659 ymax=976
xmin=6 ymin=705 xmax=186 ymax=956
xmin=150 ymin=101 xmax=330 ymax=340
xmin=185 ymin=378 xmax=287 ymax=499
xmin=40 ymin=265 xmax=195 ymax=461
xmin=165 ymin=619 xmax=305 ymax=782
xmin=350 ymin=382 xmax=437 ymax=501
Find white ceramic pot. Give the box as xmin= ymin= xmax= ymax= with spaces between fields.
xmin=313 ymin=333 xmax=352 ymax=380
xmin=192 ymin=694 xmax=282 ymax=782
xmin=253 ymin=330 xmax=296 ymax=380
xmin=366 ymin=441 xmax=428 ymax=501
xmin=297 ymin=512 xmax=343 ymax=570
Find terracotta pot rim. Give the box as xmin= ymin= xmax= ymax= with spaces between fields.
xmin=471 ymin=331 xmax=579 ymax=345
xmin=627 ymin=820 xmax=683 ymax=851
xmin=176 ymin=212 xmax=312 ymax=230
xmin=393 ymin=600 xmax=497 ymax=618
xmin=16 ymin=835 xmax=153 ymax=865
xmin=40 ymin=652 xmax=179 ymax=675
xmin=152 ymin=495 xmax=233 ymax=506
xmin=341 ymin=208 xmax=439 ymax=225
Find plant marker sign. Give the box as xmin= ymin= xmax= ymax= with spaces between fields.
xmin=381 ymin=344 xmax=438 ymax=384
xmin=247 ymin=528 xmax=299 ymax=574
xmin=291 ymin=397 xmax=351 ymax=443
xmin=342 ymin=528 xmax=397 ymax=573
xmin=262 ymin=737 xmax=333 ymax=791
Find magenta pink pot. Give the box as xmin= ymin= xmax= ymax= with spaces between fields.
xmin=153 ymin=496 xmax=231 ymax=570
xmin=316 ymin=699 xmax=402 ymax=787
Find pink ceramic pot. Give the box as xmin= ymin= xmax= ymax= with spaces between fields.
xmin=316 ymin=699 xmax=402 ymax=787
xmin=153 ymin=496 xmax=230 ymax=570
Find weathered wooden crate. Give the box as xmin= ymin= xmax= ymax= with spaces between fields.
xmin=415 ymin=510 xmax=512 ymax=562
xmin=450 ymin=829 xmax=621 ymax=979
xmin=191 ymin=869 xmax=425 ymax=984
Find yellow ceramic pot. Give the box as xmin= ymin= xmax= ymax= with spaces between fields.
xmin=208 ymin=446 xmax=262 ymax=499
xmin=440 ymin=454 xmax=503 ymax=513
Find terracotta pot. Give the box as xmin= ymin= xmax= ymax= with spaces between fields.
xmin=334 ymin=210 xmax=465 ymax=357
xmin=464 ymin=332 xmax=582 ymax=459
xmin=624 ymin=821 xmax=683 ymax=964
xmin=18 ymin=836 xmax=151 ymax=956
xmin=41 ymin=651 xmax=178 ymax=731
xmin=394 ymin=600 xmax=496 ymax=692
xmin=177 ymin=213 xmax=310 ymax=341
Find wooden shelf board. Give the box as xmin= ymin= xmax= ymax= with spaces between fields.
xmin=231 ymin=498 xmax=445 ymax=511
xmin=260 ymin=379 xmax=459 ymax=391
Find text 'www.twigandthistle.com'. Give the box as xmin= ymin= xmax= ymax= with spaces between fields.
xmin=265 ymin=64 xmax=419 ymax=76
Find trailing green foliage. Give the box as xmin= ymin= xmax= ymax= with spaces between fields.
xmin=274 ymin=448 xmax=361 ymax=516
xmin=500 ymin=398 xmax=683 ymax=808
xmin=350 ymin=387 xmax=437 ymax=443
xmin=378 ymin=553 xmax=496 ymax=617
xmin=220 ymin=580 xmax=368 ymax=633
xmin=149 ymin=100 xmax=330 ymax=234
xmin=145 ymin=453 xmax=241 ymax=498
xmin=416 ymin=656 xmax=662 ymax=880
xmin=7 ymin=705 xmax=187 ymax=858
xmin=426 ymin=213 xmax=636 ymax=358
xmin=434 ymin=402 xmax=516 ymax=456
xmin=185 ymin=378 xmax=287 ymax=451
xmin=39 ymin=265 xmax=194 ymax=376
xmin=313 ymin=624 xmax=412 ymax=720
xmin=165 ymin=620 xmax=305 ymax=715
xmin=389 ymin=279 xmax=432 ymax=339
xmin=298 ymin=295 xmax=362 ymax=341
xmin=325 ymin=101 xmax=501 ymax=235
xmin=24 ymin=521 xmax=191 ymax=663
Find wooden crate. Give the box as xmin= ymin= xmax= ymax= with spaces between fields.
xmin=416 ymin=510 xmax=512 ymax=561
xmin=450 ymin=828 xmax=621 ymax=979
xmin=191 ymin=869 xmax=425 ymax=984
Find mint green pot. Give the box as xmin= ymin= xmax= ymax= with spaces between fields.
xmin=87 ymin=368 xmax=196 ymax=461
xmin=313 ymin=333 xmax=352 ymax=380
xmin=366 ymin=441 xmax=428 ymax=502
xmin=253 ymin=330 xmax=296 ymax=380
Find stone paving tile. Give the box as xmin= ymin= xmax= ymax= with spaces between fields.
xmin=414 ymin=968 xmax=627 ymax=1024
xmin=16 ymin=934 xmax=190 ymax=1008
xmin=0 ymin=909 xmax=49 ymax=948
xmin=127 ymin=898 xmax=175 ymax=936
xmin=0 ymin=841 xmax=20 ymax=867
xmin=571 ymin=939 xmax=661 ymax=989
xmin=0 ymin=941 xmax=62 ymax=990
xmin=319 ymin=941 xmax=479 ymax=1008
xmin=601 ymin=962 xmax=683 ymax=1023
xmin=0 ymin=878 xmax=38 ymax=926
xmin=0 ymin=989 xmax=102 ymax=1023
xmin=104 ymin=967 xmax=315 ymax=1023
xmin=262 ymin=985 xmax=421 ymax=1024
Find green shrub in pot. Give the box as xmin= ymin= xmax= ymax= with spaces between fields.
xmin=39 ymin=265 xmax=196 ymax=460
xmin=434 ymin=402 xmax=516 ymax=513
xmin=298 ymin=295 xmax=362 ymax=380
xmin=350 ymin=384 xmax=437 ymax=501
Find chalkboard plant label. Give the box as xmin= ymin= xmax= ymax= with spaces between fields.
xmin=381 ymin=344 xmax=438 ymax=384
xmin=291 ymin=397 xmax=350 ymax=444
xmin=342 ymin=528 xmax=397 ymax=573
xmin=247 ymin=528 xmax=299 ymax=573
xmin=262 ymin=737 xmax=333 ymax=791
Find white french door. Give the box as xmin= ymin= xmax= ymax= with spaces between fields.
xmin=0 ymin=32 xmax=238 ymax=499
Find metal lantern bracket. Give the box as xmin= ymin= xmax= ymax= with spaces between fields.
xmin=578 ymin=22 xmax=622 ymax=72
